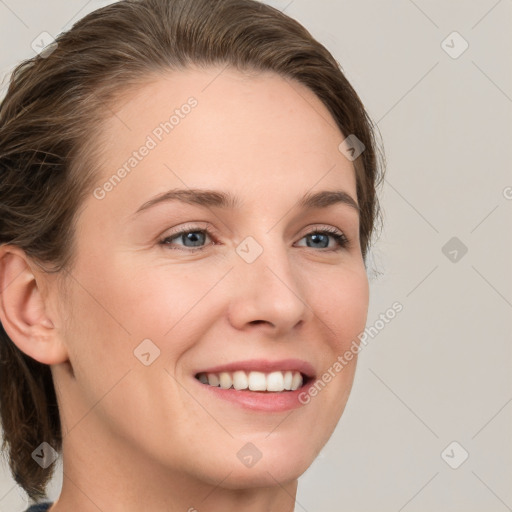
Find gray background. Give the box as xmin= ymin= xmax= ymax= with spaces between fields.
xmin=1 ymin=1 xmax=511 ymax=511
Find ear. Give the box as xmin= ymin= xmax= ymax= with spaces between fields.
xmin=0 ymin=245 xmax=68 ymax=365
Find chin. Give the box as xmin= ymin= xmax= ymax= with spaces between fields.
xmin=208 ymin=437 xmax=321 ymax=489
xmin=212 ymin=460 xmax=309 ymax=490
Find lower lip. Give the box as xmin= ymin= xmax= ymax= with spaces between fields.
xmin=193 ymin=376 xmax=316 ymax=412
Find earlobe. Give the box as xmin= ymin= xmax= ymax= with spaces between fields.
xmin=0 ymin=245 xmax=68 ymax=365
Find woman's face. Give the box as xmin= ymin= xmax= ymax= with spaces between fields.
xmin=52 ymin=67 xmax=369 ymax=488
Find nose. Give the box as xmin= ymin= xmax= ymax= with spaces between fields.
xmin=227 ymin=241 xmax=311 ymax=337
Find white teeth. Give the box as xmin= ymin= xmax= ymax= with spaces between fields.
xmin=219 ymin=372 xmax=232 ymax=389
xmin=283 ymin=370 xmax=293 ymax=390
xmin=207 ymin=373 xmax=220 ymax=387
xmin=291 ymin=372 xmax=303 ymax=391
xmin=267 ymin=371 xmax=285 ymax=392
xmin=232 ymin=370 xmax=248 ymax=390
xmin=248 ymin=371 xmax=267 ymax=391
xmin=199 ymin=370 xmax=306 ymax=392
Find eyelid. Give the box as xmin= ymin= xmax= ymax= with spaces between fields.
xmin=160 ymin=221 xmax=214 ymax=239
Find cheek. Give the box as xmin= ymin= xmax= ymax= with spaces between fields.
xmin=313 ymin=264 xmax=370 ymax=348
xmin=343 ymin=273 xmax=370 ymax=341
xmin=306 ymin=265 xmax=368 ymax=403
xmin=76 ymin=259 xmax=225 ymax=381
xmin=115 ymin=264 xmax=221 ymax=345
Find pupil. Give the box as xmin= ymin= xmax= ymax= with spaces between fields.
xmin=185 ymin=232 xmax=204 ymax=246
xmin=309 ymin=233 xmax=327 ymax=248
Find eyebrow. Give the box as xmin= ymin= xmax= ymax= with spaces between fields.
xmin=132 ymin=188 xmax=360 ymax=217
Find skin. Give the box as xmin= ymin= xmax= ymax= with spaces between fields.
xmin=0 ymin=67 xmax=369 ymax=512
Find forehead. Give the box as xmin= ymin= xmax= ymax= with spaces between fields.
xmin=89 ymin=66 xmax=357 ymax=217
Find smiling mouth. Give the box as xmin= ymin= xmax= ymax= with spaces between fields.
xmin=194 ymin=370 xmax=311 ymax=392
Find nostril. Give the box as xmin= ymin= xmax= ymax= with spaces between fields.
xmin=249 ymin=320 xmax=270 ymax=326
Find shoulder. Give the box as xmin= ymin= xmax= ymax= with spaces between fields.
xmin=23 ymin=503 xmax=53 ymax=512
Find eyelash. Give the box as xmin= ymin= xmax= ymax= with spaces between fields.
xmin=158 ymin=225 xmax=350 ymax=253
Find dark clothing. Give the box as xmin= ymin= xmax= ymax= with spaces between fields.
xmin=24 ymin=503 xmax=53 ymax=512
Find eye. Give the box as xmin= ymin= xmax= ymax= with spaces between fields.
xmin=158 ymin=225 xmax=350 ymax=252
xmin=296 ymin=227 xmax=349 ymax=251
xmin=159 ymin=225 xmax=214 ymax=252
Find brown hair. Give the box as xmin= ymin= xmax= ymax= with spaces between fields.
xmin=0 ymin=0 xmax=385 ymax=501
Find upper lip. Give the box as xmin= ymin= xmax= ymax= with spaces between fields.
xmin=195 ymin=358 xmax=316 ymax=379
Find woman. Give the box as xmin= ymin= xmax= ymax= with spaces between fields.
xmin=0 ymin=0 xmax=385 ymax=510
